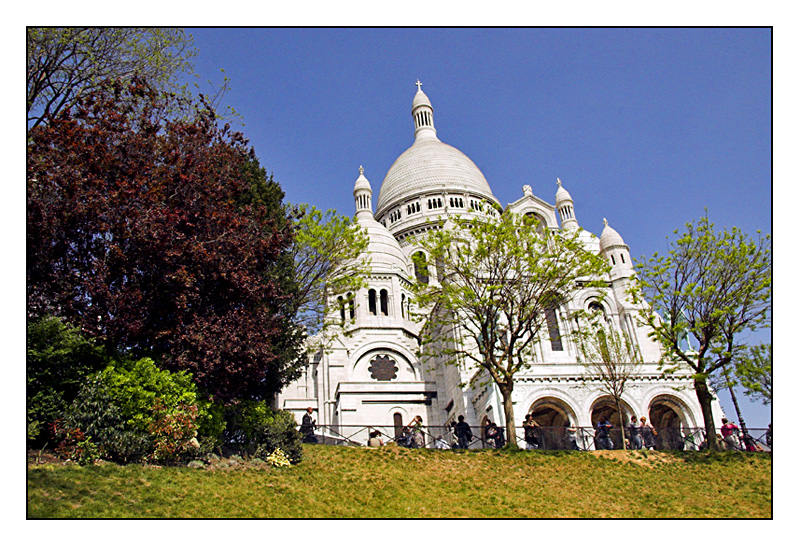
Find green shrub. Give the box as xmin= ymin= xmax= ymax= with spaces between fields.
xmin=65 ymin=358 xmax=211 ymax=463
xmin=224 ymin=402 xmax=303 ymax=463
xmin=27 ymin=316 xmax=109 ymax=446
xmin=99 ymin=358 xmax=200 ymax=433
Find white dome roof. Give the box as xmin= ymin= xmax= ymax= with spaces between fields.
xmin=599 ymin=219 xmax=627 ymax=250
xmin=357 ymin=215 xmax=409 ymax=272
xmin=375 ymin=84 xmax=498 ymax=215
xmin=555 ymin=178 xmax=573 ymax=203
xmin=376 ymin=138 xmax=496 ymax=214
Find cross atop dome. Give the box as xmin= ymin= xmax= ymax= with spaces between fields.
xmin=415 ymin=79 xmax=423 ymax=91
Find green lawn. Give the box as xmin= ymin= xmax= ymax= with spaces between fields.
xmin=27 ymin=444 xmax=772 ymax=518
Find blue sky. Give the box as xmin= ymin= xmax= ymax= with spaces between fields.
xmin=186 ymin=27 xmax=772 ymax=428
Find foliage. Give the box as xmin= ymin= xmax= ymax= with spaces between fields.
xmin=27 ymin=27 xmax=197 ymax=128
xmin=263 ymin=447 xmax=292 ymax=467
xmin=27 ymin=316 xmax=109 ymax=445
xmin=50 ymin=421 xmax=101 ymax=465
xmin=289 ymin=204 xmax=370 ymax=337
xmin=224 ymin=402 xmax=303 ymax=463
xmin=631 ymin=214 xmax=771 ymax=450
xmin=64 ymin=358 xmax=210 ymax=463
xmin=97 ymin=358 xmax=199 ymax=432
xmin=27 ymin=77 xmax=305 ymax=402
xmin=735 ymin=343 xmax=772 ymax=405
xmin=149 ymin=401 xmax=201 ymax=463
xmin=574 ymin=313 xmax=643 ymax=446
xmin=412 ymin=212 xmax=610 ymax=447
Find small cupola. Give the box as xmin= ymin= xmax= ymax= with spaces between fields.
xmin=555 ymin=178 xmax=579 ymax=231
xmin=353 ymin=166 xmax=373 ymax=219
xmin=599 ymin=218 xmax=633 ymax=278
xmin=412 ymin=80 xmax=438 ymax=141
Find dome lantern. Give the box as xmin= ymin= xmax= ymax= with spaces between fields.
xmin=555 ymin=178 xmax=579 ymax=231
xmin=412 ymin=80 xmax=438 ymax=142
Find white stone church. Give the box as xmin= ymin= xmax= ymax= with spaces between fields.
xmin=277 ymin=83 xmax=723 ymax=448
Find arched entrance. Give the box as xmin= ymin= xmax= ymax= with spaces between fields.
xmin=527 ymin=397 xmax=578 ymax=449
xmin=590 ymin=396 xmax=635 ymax=450
xmin=649 ymin=395 xmax=692 ymax=450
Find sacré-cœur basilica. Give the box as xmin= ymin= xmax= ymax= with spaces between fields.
xmin=277 ymin=83 xmax=723 ymax=448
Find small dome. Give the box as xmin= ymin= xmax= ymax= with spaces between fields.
xmin=555 ymin=178 xmax=572 ymax=203
xmin=412 ymin=88 xmax=432 ymax=110
xmin=357 ymin=215 xmax=410 ymax=273
xmin=353 ymin=166 xmax=371 ymax=194
xmin=599 ymin=218 xmax=626 ymax=250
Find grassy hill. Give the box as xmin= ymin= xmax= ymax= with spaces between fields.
xmin=27 ymin=444 xmax=771 ymax=518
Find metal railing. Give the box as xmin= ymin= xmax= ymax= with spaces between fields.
xmin=299 ymin=424 xmax=771 ymax=452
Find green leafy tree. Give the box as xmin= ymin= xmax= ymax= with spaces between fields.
xmin=412 ymin=212 xmax=610 ymax=448
xmin=27 ymin=28 xmax=197 ymax=128
xmin=735 ymin=343 xmax=772 ymax=406
xmin=289 ymin=204 xmax=369 ymax=339
xmin=631 ymin=215 xmax=771 ymax=450
xmin=574 ymin=314 xmax=642 ymax=449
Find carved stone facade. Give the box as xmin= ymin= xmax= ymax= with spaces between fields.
xmin=277 ymin=84 xmax=722 ymax=445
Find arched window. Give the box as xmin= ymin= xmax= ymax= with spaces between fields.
xmin=368 ymin=289 xmax=377 ymax=315
xmin=543 ymin=296 xmax=563 ymax=352
xmin=337 ymin=296 xmax=345 ymax=324
xmin=393 ymin=413 xmax=403 ymax=439
xmin=436 ymin=255 xmax=445 ymax=283
xmin=380 ymin=289 xmax=389 ymax=316
xmin=413 ymin=251 xmax=429 ymax=285
xmin=401 ymin=294 xmax=406 ymax=319
xmin=347 ymin=292 xmax=355 ymax=319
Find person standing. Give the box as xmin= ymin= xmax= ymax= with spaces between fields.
xmin=627 ymin=416 xmax=643 ymax=449
xmin=720 ymin=418 xmax=741 ymax=450
xmin=408 ymin=415 xmax=425 ymax=448
xmin=640 ymin=416 xmax=657 ymax=450
xmin=595 ymin=416 xmax=614 ymax=450
xmin=454 ymin=415 xmax=473 ymax=449
xmin=563 ymin=420 xmax=579 ymax=450
xmin=300 ymin=407 xmax=318 ymax=443
xmin=523 ymin=415 xmax=539 ymax=450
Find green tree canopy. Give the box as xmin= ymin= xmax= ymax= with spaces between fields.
xmin=412 ymin=212 xmax=609 ymax=447
xmin=631 ymin=215 xmax=771 ymax=450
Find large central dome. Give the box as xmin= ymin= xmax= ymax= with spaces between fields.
xmin=375 ymin=85 xmax=497 ymax=216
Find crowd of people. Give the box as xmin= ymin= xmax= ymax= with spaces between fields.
xmin=300 ymin=406 xmax=770 ymax=452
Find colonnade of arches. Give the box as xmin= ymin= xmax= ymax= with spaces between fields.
xmin=512 ymin=393 xmax=695 ymax=450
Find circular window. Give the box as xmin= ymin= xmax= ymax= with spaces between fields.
xmin=368 ymin=355 xmax=399 ymax=381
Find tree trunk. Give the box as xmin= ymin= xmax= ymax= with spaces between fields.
xmin=694 ymin=377 xmax=720 ymax=450
xmin=616 ymin=397 xmax=627 ymax=450
xmin=723 ymin=365 xmax=749 ymax=436
xmin=499 ymin=383 xmax=518 ymax=449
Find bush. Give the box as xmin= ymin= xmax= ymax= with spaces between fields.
xmin=27 ymin=316 xmax=109 ymax=446
xmin=224 ymin=402 xmax=303 ymax=463
xmin=65 ymin=358 xmax=211 ymax=463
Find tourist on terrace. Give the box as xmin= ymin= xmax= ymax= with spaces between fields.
xmin=640 ymin=417 xmax=657 ymax=450
xmin=720 ymin=418 xmax=741 ymax=450
xmin=367 ymin=430 xmax=384 ymax=447
xmin=454 ymin=415 xmax=473 ymax=449
xmin=523 ymin=415 xmax=539 ymax=450
xmin=628 ymin=416 xmax=643 ymax=449
xmin=595 ymin=416 xmax=614 ymax=450
xmin=408 ymin=415 xmax=425 ymax=448
xmin=300 ymin=407 xmax=318 ymax=444
xmin=563 ymin=420 xmax=579 ymax=450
